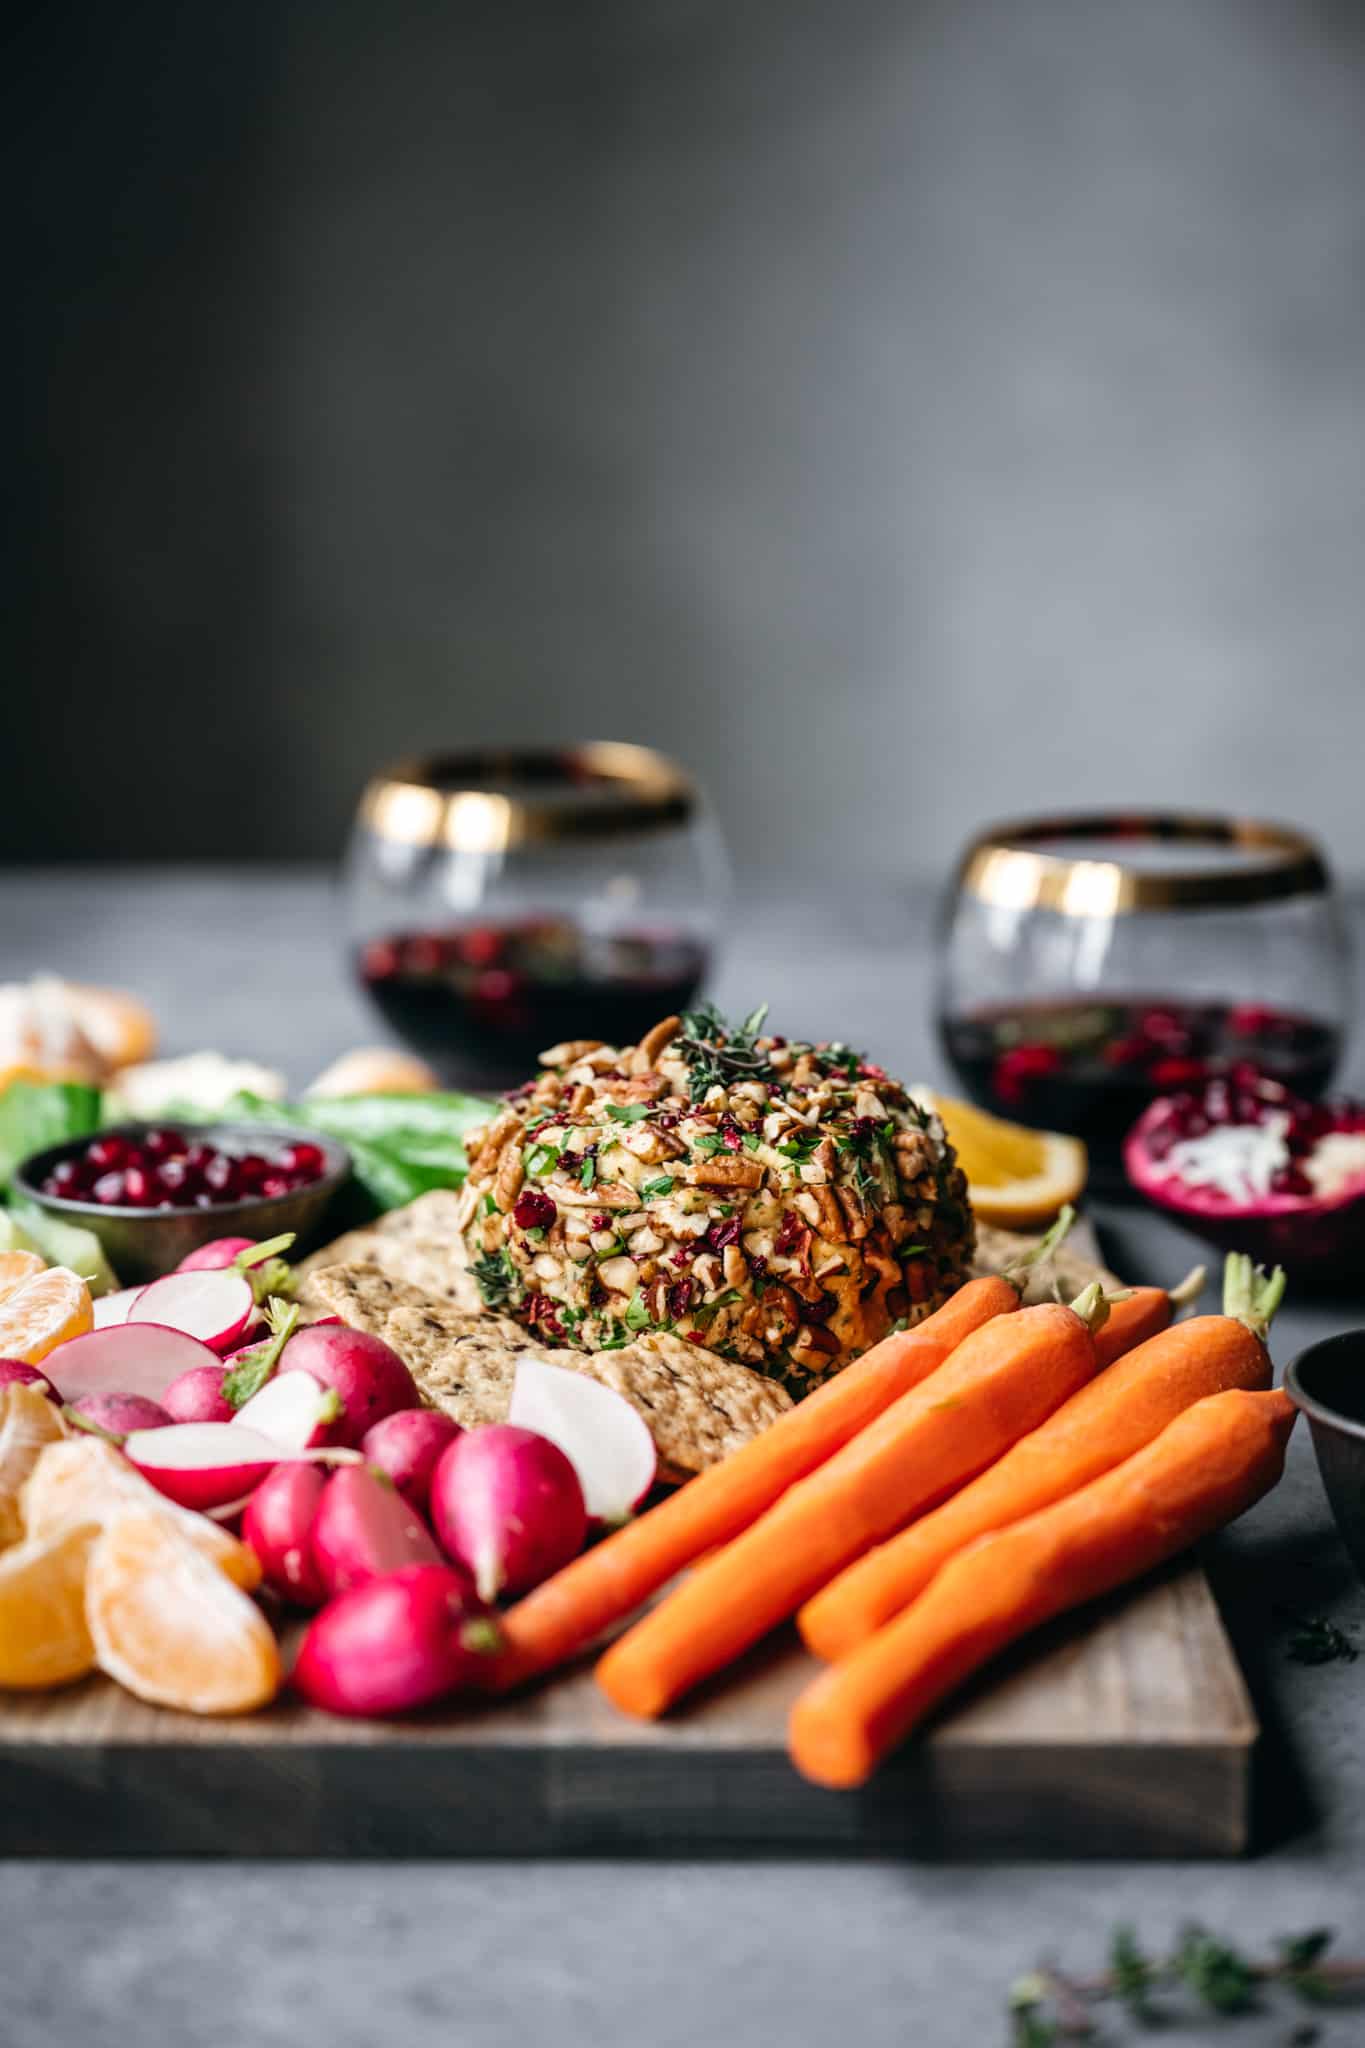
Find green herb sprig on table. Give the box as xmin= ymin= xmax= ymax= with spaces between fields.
xmin=1008 ymin=1924 xmax=1365 ymax=2043
xmin=1280 ymin=1608 xmax=1359 ymax=1666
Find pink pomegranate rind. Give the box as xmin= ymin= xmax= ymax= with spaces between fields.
xmin=1124 ymin=1068 xmax=1365 ymax=1268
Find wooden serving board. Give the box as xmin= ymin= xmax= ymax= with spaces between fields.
xmin=0 ymin=1218 xmax=1258 ymax=1858
xmin=0 ymin=1559 xmax=1255 ymax=1858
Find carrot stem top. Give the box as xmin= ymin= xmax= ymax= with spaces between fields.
xmin=1222 ymin=1252 xmax=1287 ymax=1339
xmin=1003 ymin=1205 xmax=1076 ymax=1290
xmin=1068 ymin=1280 xmax=1112 ymax=1336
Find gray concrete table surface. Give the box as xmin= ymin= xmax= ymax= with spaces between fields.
xmin=1 ymin=866 xmax=1363 ymax=2048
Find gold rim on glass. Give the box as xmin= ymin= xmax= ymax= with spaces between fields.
xmin=359 ymin=743 xmax=696 ymax=852
xmin=956 ymin=812 xmax=1331 ymax=917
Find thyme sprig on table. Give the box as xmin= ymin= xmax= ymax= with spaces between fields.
xmin=1279 ymin=1607 xmax=1359 ymax=1666
xmin=1009 ymin=1925 xmax=1365 ymax=2042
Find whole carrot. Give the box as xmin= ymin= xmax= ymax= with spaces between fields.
xmin=799 ymin=1254 xmax=1282 ymax=1660
xmin=788 ymin=1386 xmax=1296 ymax=1788
xmin=1092 ymin=1262 xmax=1202 ymax=1367
xmin=488 ymin=1258 xmax=1039 ymax=1693
xmin=595 ymin=1280 xmax=1110 ymax=1720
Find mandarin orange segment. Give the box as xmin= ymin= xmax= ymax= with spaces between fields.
xmin=86 ymin=1512 xmax=281 ymax=1716
xmin=0 ymin=1383 xmax=67 ymax=1549
xmin=0 ymin=1521 xmax=97 ymax=1688
xmin=0 ymin=1250 xmax=46 ymax=1306
xmin=0 ymin=1266 xmax=93 ymax=1367
xmin=20 ymin=1438 xmax=262 ymax=1591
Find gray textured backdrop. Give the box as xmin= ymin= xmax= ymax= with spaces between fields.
xmin=7 ymin=0 xmax=1365 ymax=878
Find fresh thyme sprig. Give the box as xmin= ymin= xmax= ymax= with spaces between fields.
xmin=1009 ymin=1925 xmax=1365 ymax=2042
xmin=1279 ymin=1607 xmax=1359 ymax=1666
xmin=675 ymin=1002 xmax=774 ymax=1103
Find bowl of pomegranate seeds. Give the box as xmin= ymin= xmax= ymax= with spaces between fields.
xmin=13 ymin=1122 xmax=351 ymax=1281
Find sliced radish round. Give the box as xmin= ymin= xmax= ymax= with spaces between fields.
xmin=47 ymin=1323 xmax=222 ymax=1404
xmin=123 ymin=1421 xmax=287 ymax=1511
xmin=234 ymin=1369 xmax=342 ymax=1452
xmin=92 ymin=1286 xmax=145 ymax=1330
xmin=508 ymin=1359 xmax=656 ymax=1528
xmin=130 ymin=1269 xmax=255 ymax=1355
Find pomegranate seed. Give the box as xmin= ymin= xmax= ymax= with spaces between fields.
xmin=142 ymin=1127 xmax=183 ymax=1159
xmin=203 ymin=1155 xmax=237 ymax=1193
xmin=513 ymin=1189 xmax=557 ymax=1231
xmin=47 ymin=1159 xmax=81 ymax=1194
xmin=122 ymin=1165 xmax=154 ymax=1205
xmin=185 ymin=1142 xmax=216 ymax=1171
xmin=92 ymin=1170 xmax=127 ymax=1205
xmin=87 ymin=1136 xmax=130 ymax=1172
xmin=279 ymin=1140 xmax=325 ymax=1177
xmin=457 ymin=926 xmax=505 ymax=968
xmin=156 ymin=1159 xmax=197 ymax=1196
xmin=259 ymin=1174 xmax=293 ymax=1198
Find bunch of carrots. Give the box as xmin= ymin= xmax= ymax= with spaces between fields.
xmin=489 ymin=1215 xmax=1294 ymax=1790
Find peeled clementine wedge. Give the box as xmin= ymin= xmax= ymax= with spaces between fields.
xmin=927 ymin=1094 xmax=1088 ymax=1228
xmin=0 ymin=1383 xmax=67 ymax=1549
xmin=0 ymin=1250 xmax=46 ymax=1304
xmin=20 ymin=1438 xmax=262 ymax=1591
xmin=0 ymin=1521 xmax=97 ymax=1687
xmin=87 ymin=1512 xmax=281 ymax=1715
xmin=0 ymin=1266 xmax=93 ymax=1367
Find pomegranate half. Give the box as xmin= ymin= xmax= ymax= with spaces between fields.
xmin=1124 ymin=1067 xmax=1365 ymax=1269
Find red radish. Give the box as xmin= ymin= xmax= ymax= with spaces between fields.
xmin=69 ymin=1392 xmax=172 ymax=1436
xmin=242 ymin=1462 xmax=329 ymax=1606
xmin=310 ymin=1465 xmax=443 ymax=1597
xmin=360 ymin=1409 xmax=462 ymax=1511
xmin=130 ymin=1269 xmax=255 ymax=1356
xmin=429 ymin=1426 xmax=587 ymax=1603
xmin=0 ymin=1358 xmax=61 ymax=1402
xmin=162 ymin=1363 xmax=234 ymax=1425
xmin=234 ymin=1369 xmax=343 ymax=1452
xmin=47 ymin=1323 xmax=222 ymax=1404
xmin=92 ymin=1286 xmax=144 ymax=1330
xmin=176 ymin=1237 xmax=258 ymax=1272
xmin=508 ymin=1359 xmax=656 ymax=1529
xmin=276 ymin=1323 xmax=420 ymax=1448
xmin=292 ymin=1564 xmax=500 ymax=1717
xmin=122 ymin=1421 xmax=286 ymax=1511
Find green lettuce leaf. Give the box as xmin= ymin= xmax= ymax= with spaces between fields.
xmin=0 ymin=1080 xmax=104 ymax=1189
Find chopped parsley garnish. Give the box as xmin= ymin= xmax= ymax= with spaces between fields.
xmin=579 ymin=1154 xmax=597 ymax=1189
xmin=481 ymin=1192 xmax=499 ymax=1216
xmin=742 ymin=1131 xmax=761 ymax=1152
xmin=606 ymin=1102 xmax=652 ymax=1125
xmin=623 ymin=1289 xmax=653 ymax=1332
xmin=692 ymin=1287 xmax=742 ymax=1328
xmin=472 ymin=1248 xmax=519 ymax=1310
xmin=524 ymin=1140 xmax=561 ymax=1177
xmin=640 ymin=1175 xmax=675 ymax=1199
xmin=777 ymin=1130 xmax=821 ymax=1164
xmin=814 ymin=1041 xmax=864 ymax=1079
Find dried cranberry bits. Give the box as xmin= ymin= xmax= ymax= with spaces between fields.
xmin=41 ymin=1129 xmax=327 ymax=1210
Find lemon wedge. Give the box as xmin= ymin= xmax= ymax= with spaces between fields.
xmin=926 ymin=1093 xmax=1088 ymax=1228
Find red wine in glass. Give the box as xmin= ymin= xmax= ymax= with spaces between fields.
xmin=938 ymin=995 xmax=1342 ymax=1184
xmin=356 ymin=917 xmax=709 ymax=1087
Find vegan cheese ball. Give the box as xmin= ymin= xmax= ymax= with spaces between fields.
xmin=457 ymin=1008 xmax=974 ymax=1390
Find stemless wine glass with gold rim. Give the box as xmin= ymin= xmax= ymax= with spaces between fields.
xmin=343 ymin=744 xmax=728 ymax=1088
xmin=935 ymin=812 xmax=1352 ymax=1185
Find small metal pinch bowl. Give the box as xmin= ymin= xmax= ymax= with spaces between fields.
xmin=1286 ymin=1331 xmax=1365 ymax=1583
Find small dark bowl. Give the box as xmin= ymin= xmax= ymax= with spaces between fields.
xmin=13 ymin=1122 xmax=351 ymax=1285
xmin=1285 ymin=1330 xmax=1365 ymax=1584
